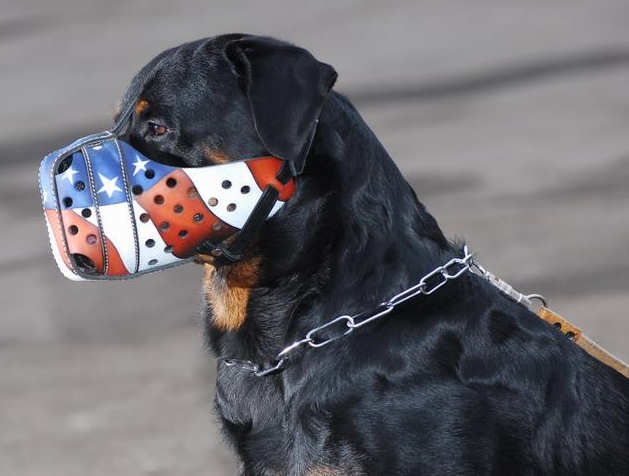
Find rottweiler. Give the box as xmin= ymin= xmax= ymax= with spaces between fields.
xmin=117 ymin=34 xmax=629 ymax=475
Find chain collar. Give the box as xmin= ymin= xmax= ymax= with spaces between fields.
xmin=221 ymin=246 xmax=475 ymax=377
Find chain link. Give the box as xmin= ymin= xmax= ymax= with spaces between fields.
xmin=227 ymin=246 xmax=474 ymax=377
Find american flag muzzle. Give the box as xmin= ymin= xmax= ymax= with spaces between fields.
xmin=38 ymin=133 xmax=295 ymax=280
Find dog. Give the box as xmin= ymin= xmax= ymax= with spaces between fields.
xmin=117 ymin=34 xmax=629 ymax=475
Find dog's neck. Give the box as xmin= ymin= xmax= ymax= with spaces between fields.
xmin=204 ymin=92 xmax=454 ymax=363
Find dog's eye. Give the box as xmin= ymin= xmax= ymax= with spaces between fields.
xmin=147 ymin=122 xmax=167 ymax=137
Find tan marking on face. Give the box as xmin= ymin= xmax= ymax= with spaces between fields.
xmin=203 ymin=146 xmax=231 ymax=164
xmin=135 ymin=99 xmax=150 ymax=116
xmin=194 ymin=254 xmax=214 ymax=265
xmin=203 ymin=256 xmax=261 ymax=331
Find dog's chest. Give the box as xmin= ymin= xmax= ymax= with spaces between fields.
xmin=215 ymin=364 xmax=283 ymax=428
xmin=215 ymin=365 xmax=361 ymax=474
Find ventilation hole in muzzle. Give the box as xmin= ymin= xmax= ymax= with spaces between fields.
xmin=553 ymin=322 xmax=562 ymax=329
xmin=221 ymin=180 xmax=232 ymax=189
xmin=72 ymin=253 xmax=96 ymax=273
xmin=63 ymin=197 xmax=73 ymax=208
xmin=56 ymin=155 xmax=73 ymax=174
xmin=81 ymin=208 xmax=91 ymax=218
xmin=154 ymin=195 xmax=164 ymax=205
xmin=86 ymin=234 xmax=97 ymax=245
xmin=173 ymin=204 xmax=183 ymax=214
xmin=227 ymin=203 xmax=237 ymax=212
xmin=132 ymin=185 xmax=143 ymax=195
xmin=166 ymin=178 xmax=177 ymax=188
xmin=212 ymin=223 xmax=222 ymax=231
xmin=186 ymin=187 xmax=198 ymax=199
xmin=144 ymin=169 xmax=155 ymax=179
xmin=208 ymin=197 xmax=218 ymax=207
xmin=68 ymin=225 xmax=79 ymax=235
xmin=160 ymin=221 xmax=170 ymax=230
xmin=240 ymin=185 xmax=250 ymax=194
xmin=164 ymin=245 xmax=173 ymax=253
xmin=139 ymin=213 xmax=150 ymax=223
xmin=145 ymin=239 xmax=155 ymax=248
xmin=74 ymin=181 xmax=86 ymax=191
xmin=192 ymin=213 xmax=203 ymax=223
xmin=178 ymin=229 xmax=188 ymax=239
xmin=148 ymin=259 xmax=158 ymax=266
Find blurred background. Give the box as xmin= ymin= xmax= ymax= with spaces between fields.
xmin=2 ymin=1 xmax=628 ymax=474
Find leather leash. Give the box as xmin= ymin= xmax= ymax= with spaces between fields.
xmin=536 ymin=307 xmax=629 ymax=379
xmin=471 ymin=262 xmax=629 ymax=379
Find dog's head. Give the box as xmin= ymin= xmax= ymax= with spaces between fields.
xmin=117 ymin=34 xmax=337 ymax=176
xmin=113 ymin=35 xmax=337 ymax=329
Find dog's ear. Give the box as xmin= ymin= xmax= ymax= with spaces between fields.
xmin=224 ymin=36 xmax=337 ymax=175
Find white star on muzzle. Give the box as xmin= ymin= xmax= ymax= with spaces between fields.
xmin=62 ymin=166 xmax=79 ymax=184
xmin=132 ymin=157 xmax=149 ymax=176
xmin=97 ymin=173 xmax=122 ymax=198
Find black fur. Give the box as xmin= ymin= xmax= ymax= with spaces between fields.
xmin=119 ymin=34 xmax=629 ymax=475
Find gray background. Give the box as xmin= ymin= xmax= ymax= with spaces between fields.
xmin=2 ymin=1 xmax=628 ymax=474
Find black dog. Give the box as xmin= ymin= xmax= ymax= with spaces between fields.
xmin=118 ymin=34 xmax=629 ymax=475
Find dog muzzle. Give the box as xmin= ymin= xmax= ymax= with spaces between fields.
xmin=38 ymin=131 xmax=295 ymax=281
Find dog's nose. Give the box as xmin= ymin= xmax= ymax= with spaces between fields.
xmin=72 ymin=253 xmax=97 ymax=274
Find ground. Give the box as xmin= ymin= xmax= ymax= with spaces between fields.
xmin=1 ymin=1 xmax=628 ymax=475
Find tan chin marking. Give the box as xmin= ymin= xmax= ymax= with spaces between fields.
xmin=203 ymin=146 xmax=231 ymax=164
xmin=203 ymin=257 xmax=261 ymax=331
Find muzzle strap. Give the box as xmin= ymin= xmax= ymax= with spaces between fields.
xmin=211 ymin=185 xmax=279 ymax=263
xmin=205 ymin=161 xmax=292 ymax=264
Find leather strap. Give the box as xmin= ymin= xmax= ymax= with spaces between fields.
xmin=203 ymin=161 xmax=292 ymax=264
xmin=472 ymin=261 xmax=629 ymax=379
xmin=537 ymin=306 xmax=629 ymax=379
xmin=212 ymin=184 xmax=279 ymax=264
